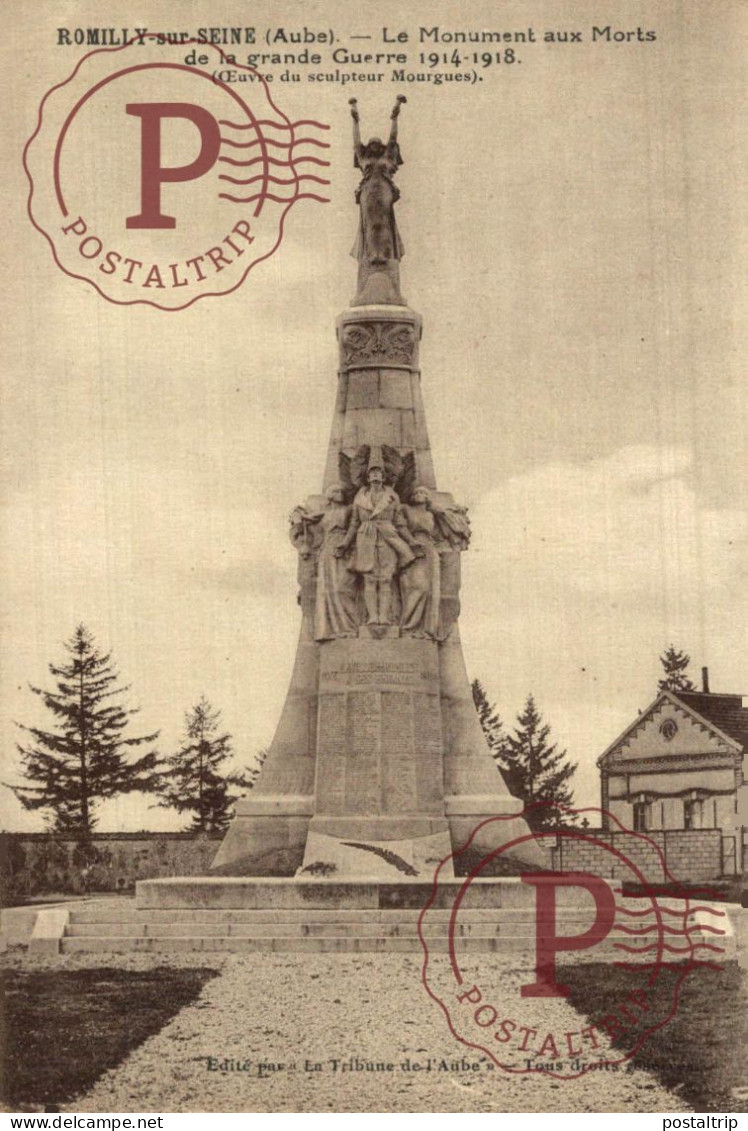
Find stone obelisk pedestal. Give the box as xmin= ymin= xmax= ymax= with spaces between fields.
xmin=211 ymin=301 xmax=546 ymax=881
xmin=304 ymin=636 xmax=453 ymax=878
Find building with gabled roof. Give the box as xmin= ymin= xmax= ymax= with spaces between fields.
xmin=597 ymin=669 xmax=747 ymax=838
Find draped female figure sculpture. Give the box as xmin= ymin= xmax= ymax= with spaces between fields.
xmin=349 ymin=95 xmax=407 ymax=305
xmin=288 ymin=487 xmax=359 ymax=641
xmin=399 ymin=486 xmax=473 ymax=639
xmin=313 ymin=484 xmax=359 ymax=640
xmin=399 ymin=486 xmax=442 ymax=639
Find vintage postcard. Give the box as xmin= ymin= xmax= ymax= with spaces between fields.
xmin=1 ymin=0 xmax=745 ymax=1117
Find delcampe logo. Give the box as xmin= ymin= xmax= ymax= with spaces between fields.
xmin=24 ymin=36 xmax=330 ymax=310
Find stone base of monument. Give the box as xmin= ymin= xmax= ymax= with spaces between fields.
xmin=211 ymin=801 xmax=550 ymax=879
xmin=132 ymin=876 xmax=545 ymax=911
xmin=48 ymin=876 xmax=588 ymax=953
xmin=300 ymin=827 xmax=456 ymax=880
xmin=33 ymin=875 xmax=732 ymax=959
xmin=210 ymin=629 xmax=552 ymax=879
xmin=32 ymin=876 xmax=735 ymax=956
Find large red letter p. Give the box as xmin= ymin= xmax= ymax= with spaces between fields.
xmin=126 ymin=103 xmax=221 ymax=229
xmin=520 ymin=872 xmax=616 ymax=998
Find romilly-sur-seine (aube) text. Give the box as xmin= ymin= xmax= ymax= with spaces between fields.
xmin=54 ymin=24 xmax=658 ymax=84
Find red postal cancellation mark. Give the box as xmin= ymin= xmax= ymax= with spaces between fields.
xmin=419 ymin=806 xmax=729 ymax=1080
xmin=24 ymin=36 xmax=330 ymax=310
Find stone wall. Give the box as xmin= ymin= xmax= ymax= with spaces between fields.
xmin=552 ymin=828 xmax=725 ymax=884
xmin=2 ymin=826 xmax=733 ymax=905
xmin=0 ymin=832 xmax=223 ymax=904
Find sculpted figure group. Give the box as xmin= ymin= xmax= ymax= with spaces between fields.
xmin=290 ymin=447 xmax=470 ymax=642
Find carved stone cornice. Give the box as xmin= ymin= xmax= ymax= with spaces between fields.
xmin=341 ymin=320 xmax=416 ymax=369
xmin=336 ymin=305 xmax=422 ymax=372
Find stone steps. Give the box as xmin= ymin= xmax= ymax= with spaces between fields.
xmin=60 ymin=935 xmax=503 ymax=953
xmin=65 ymin=919 xmax=504 ymax=938
xmin=58 ymin=933 xmax=623 ymax=955
xmin=66 ymin=907 xmax=593 ymax=927
xmin=32 ymin=880 xmax=733 ymax=957
xmin=59 ymin=902 xmax=628 ymax=952
xmin=67 ymin=907 xmax=516 ymax=925
xmin=63 ymin=904 xmax=599 ymax=944
xmin=58 ymin=906 xmax=689 ymax=954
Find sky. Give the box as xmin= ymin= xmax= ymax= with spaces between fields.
xmin=1 ymin=0 xmax=745 ymax=831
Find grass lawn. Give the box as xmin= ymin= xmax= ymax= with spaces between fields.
xmin=1 ymin=966 xmax=218 ymax=1110
xmin=559 ymin=960 xmax=748 ymax=1112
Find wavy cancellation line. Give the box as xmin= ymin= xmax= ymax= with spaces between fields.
xmin=219 ymin=154 xmax=330 ymax=168
xmin=220 ymin=136 xmax=330 ymax=150
xmin=612 ymin=921 xmax=726 ymax=936
xmin=218 ymin=191 xmax=331 ymax=205
xmin=613 ymin=941 xmax=726 ymax=955
xmin=219 ymin=173 xmax=330 ymax=187
xmin=219 ymin=117 xmax=331 ymax=131
xmin=615 ymin=903 xmax=726 ymax=918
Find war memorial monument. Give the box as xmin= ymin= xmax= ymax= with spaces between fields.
xmin=211 ymin=97 xmax=542 ymax=884
xmin=47 ymin=101 xmax=559 ymax=953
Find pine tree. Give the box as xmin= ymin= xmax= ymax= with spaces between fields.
xmin=12 ymin=625 xmax=160 ymax=836
xmin=501 ymin=695 xmax=577 ymax=831
xmin=248 ymin=748 xmax=268 ymax=791
xmin=658 ymin=644 xmax=696 ymax=693
xmin=155 ymin=697 xmax=254 ymax=833
xmin=471 ymin=678 xmax=508 ymax=764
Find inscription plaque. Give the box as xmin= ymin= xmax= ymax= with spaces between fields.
xmin=316 ymin=692 xmax=347 ymax=816
xmin=320 ymin=660 xmax=438 ymax=689
xmin=313 ymin=637 xmax=449 ymax=830
xmin=382 ymin=687 xmax=416 ymax=814
xmin=346 ymin=690 xmax=381 ymax=814
xmin=413 ymin=691 xmax=444 ymax=812
xmin=381 ymin=691 xmax=416 ymax=813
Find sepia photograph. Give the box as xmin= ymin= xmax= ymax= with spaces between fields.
xmin=1 ymin=0 xmax=746 ymax=1118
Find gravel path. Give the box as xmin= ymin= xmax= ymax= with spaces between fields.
xmin=8 ymin=949 xmax=690 ymax=1114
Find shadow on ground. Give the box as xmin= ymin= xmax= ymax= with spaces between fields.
xmin=2 ymin=966 xmax=218 ymax=1109
xmin=558 ymin=959 xmax=748 ymax=1113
